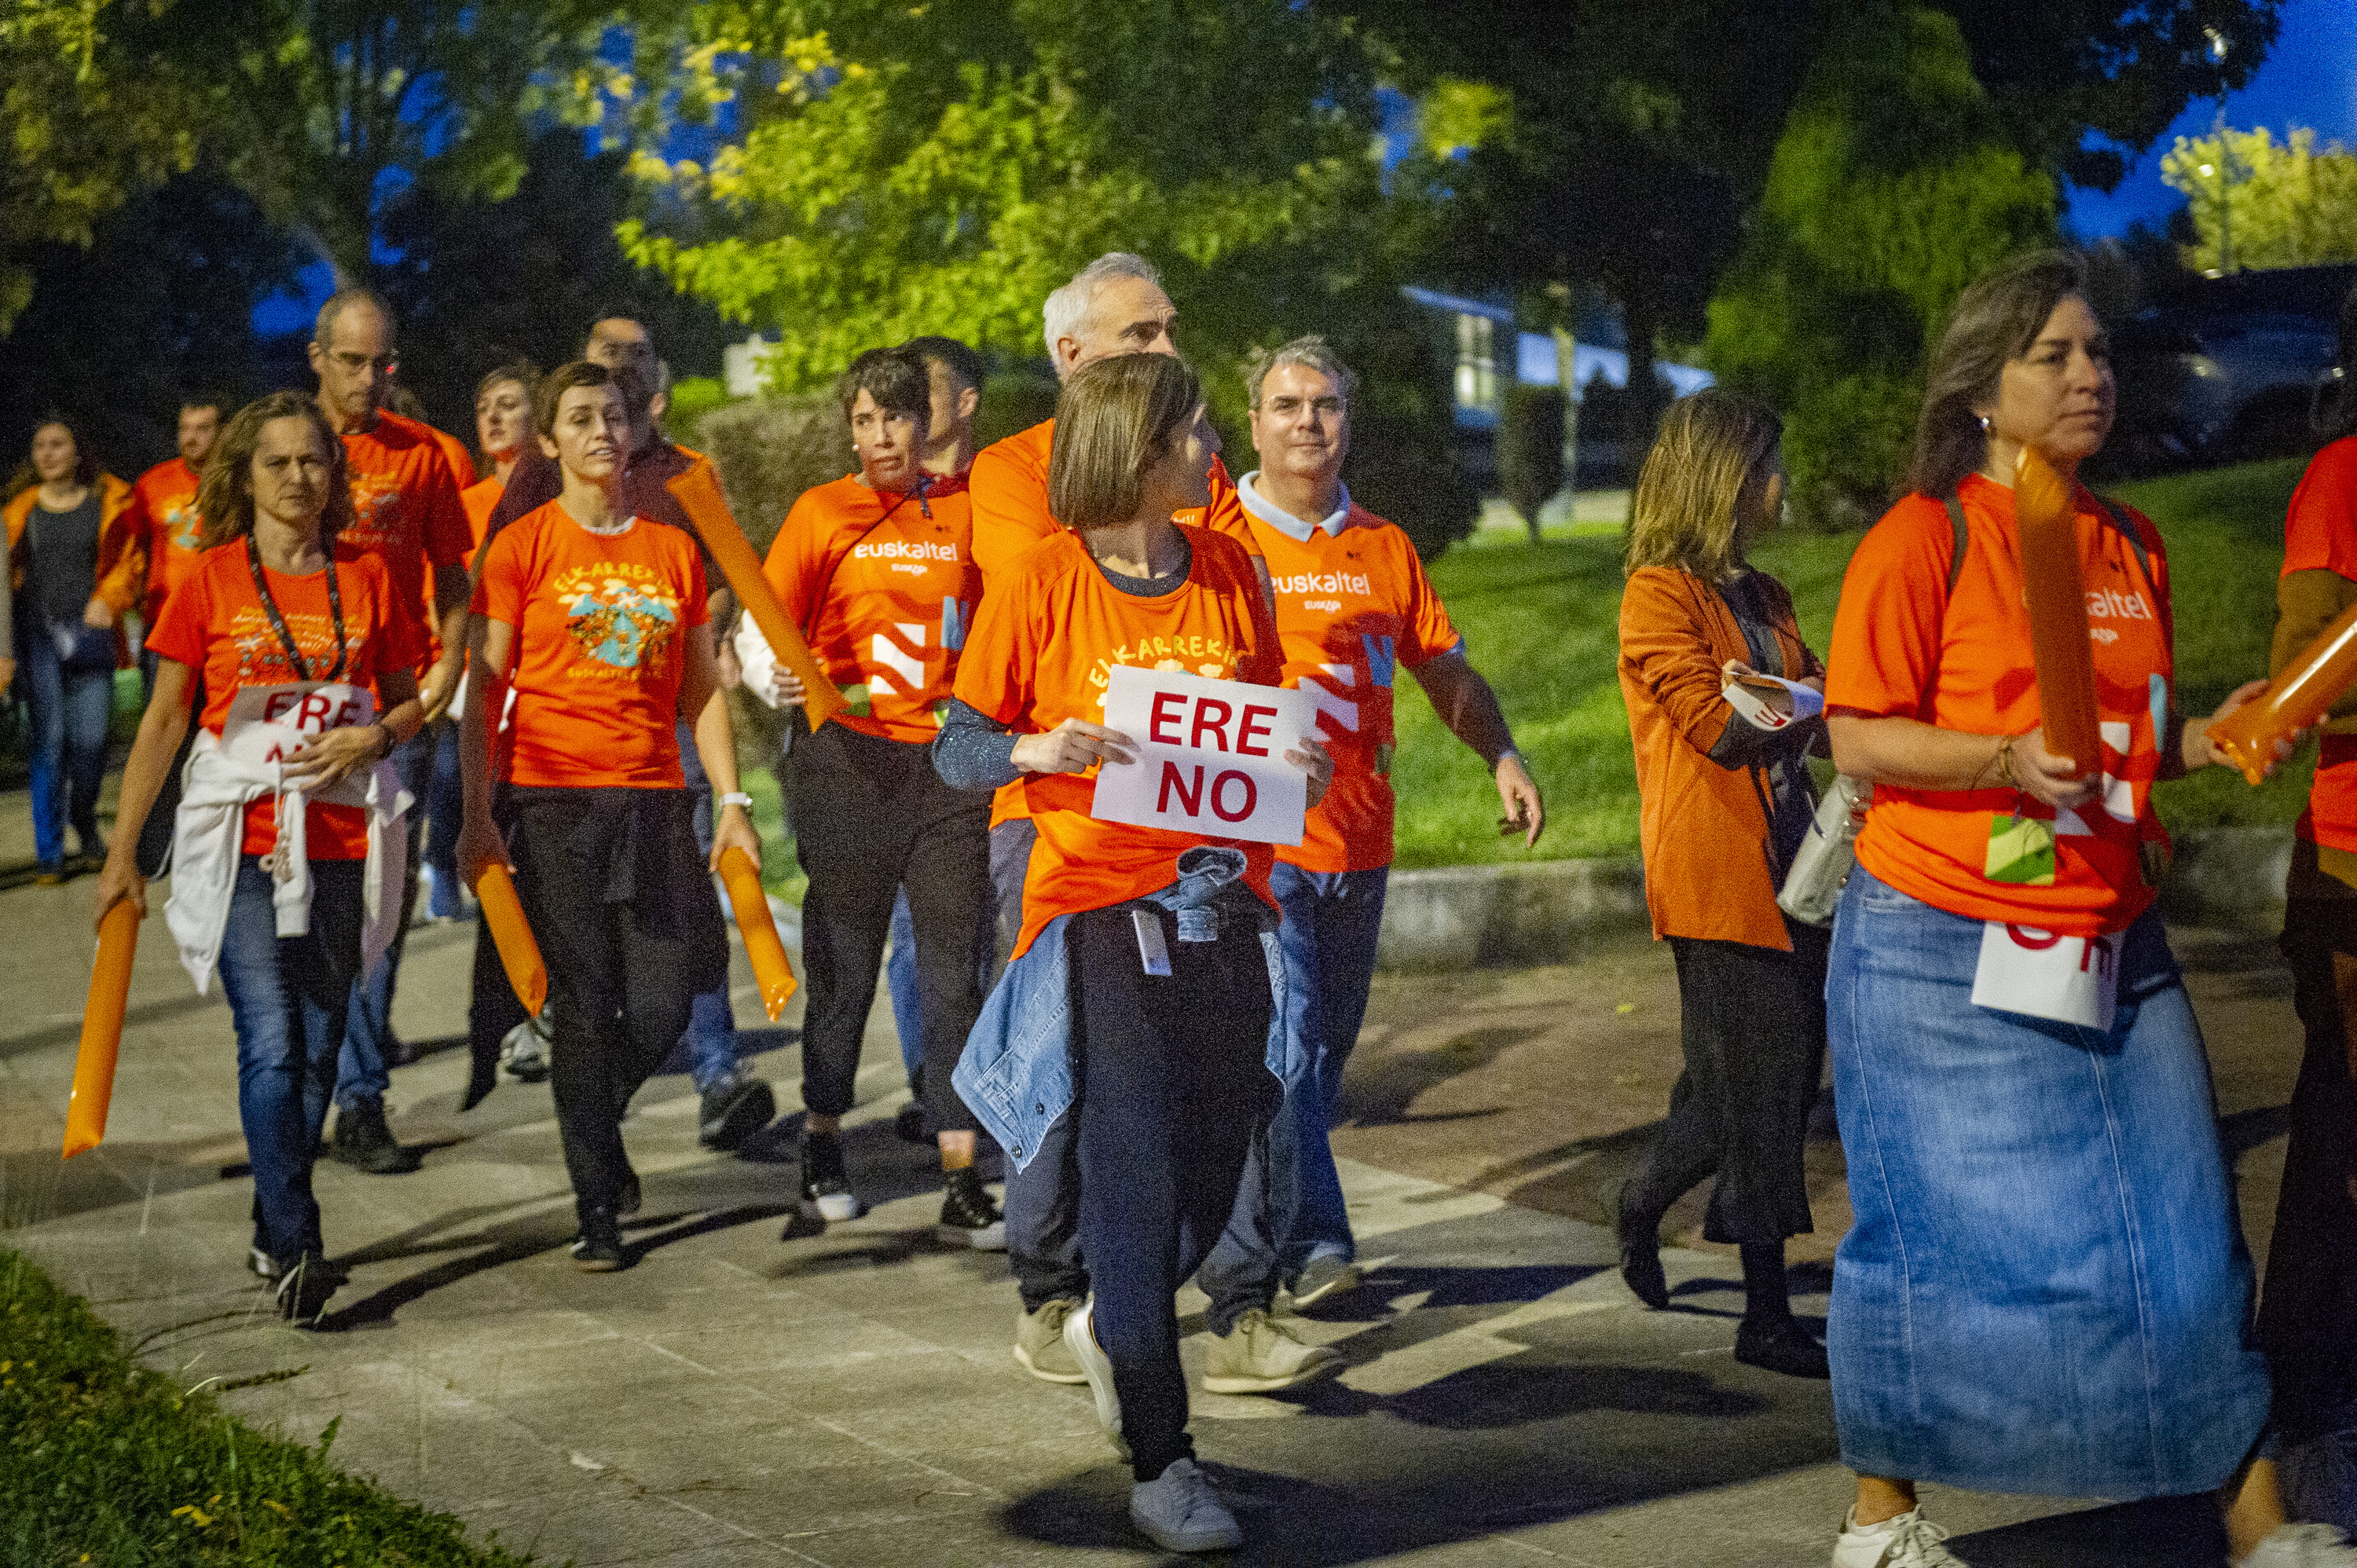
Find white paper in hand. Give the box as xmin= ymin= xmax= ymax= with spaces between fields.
xmin=1090 ymin=665 xmax=1313 ymax=846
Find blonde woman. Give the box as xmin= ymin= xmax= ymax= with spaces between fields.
xmin=1615 ymin=390 xmax=1830 ymax=1378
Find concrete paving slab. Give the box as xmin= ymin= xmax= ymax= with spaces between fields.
xmin=0 ymin=791 xmax=2311 ymax=1566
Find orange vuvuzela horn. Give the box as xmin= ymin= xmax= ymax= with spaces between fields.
xmin=664 ymin=460 xmax=846 ymax=731
xmin=471 ymin=862 xmax=548 ymax=1017
xmin=2014 ymin=445 xmax=2102 ymax=781
xmin=2209 ymin=599 xmax=2357 ymax=786
xmin=64 ymin=899 xmax=141 ymax=1159
xmin=717 ymin=847 xmax=797 ymax=1020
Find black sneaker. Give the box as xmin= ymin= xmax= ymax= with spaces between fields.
xmin=571 ymin=1209 xmax=625 ymax=1272
xmin=937 ymin=1166 xmax=1006 ymax=1250
xmin=274 ymin=1252 xmax=339 ymax=1326
xmin=331 ymin=1097 xmax=422 ymax=1174
xmin=798 ymin=1130 xmax=860 ymax=1222
xmin=1735 ymin=1314 xmax=1831 ymax=1379
xmin=894 ymin=1100 xmax=930 ymax=1145
xmin=697 ymin=1075 xmax=776 ymax=1152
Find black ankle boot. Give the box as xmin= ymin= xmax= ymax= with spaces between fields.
xmin=1615 ymin=1181 xmax=1669 ymax=1309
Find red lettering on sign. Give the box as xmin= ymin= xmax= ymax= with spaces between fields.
xmin=263 ymin=691 xmax=302 ymax=722
xmin=296 ymin=691 xmax=335 ymax=729
xmin=2081 ymin=936 xmax=2116 ymax=977
xmin=1190 ymin=698 xmax=1233 ymax=753
xmin=1210 ymin=769 xmax=1257 ymax=822
xmin=1149 ymin=691 xmax=1186 ymax=746
xmin=2007 ymin=925 xmax=2063 ymax=951
xmin=1157 ymin=761 xmax=1204 ymax=815
xmin=1237 ymin=704 xmax=1275 ymax=758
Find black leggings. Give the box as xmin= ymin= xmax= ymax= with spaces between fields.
xmin=787 ymin=722 xmax=990 ymax=1134
xmin=1072 ymin=903 xmax=1275 ymax=1481
xmin=509 ymin=786 xmax=725 ymax=1221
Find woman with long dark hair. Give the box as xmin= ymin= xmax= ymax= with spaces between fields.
xmin=93 ymin=391 xmax=424 ymax=1324
xmin=1615 ymin=390 xmax=1831 ymax=1379
xmin=5 ymin=417 xmax=143 ymax=881
xmin=1820 ymin=250 xmax=2335 ymax=1567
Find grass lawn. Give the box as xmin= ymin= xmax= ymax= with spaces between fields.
xmin=0 ymin=1248 xmax=535 ymax=1566
xmin=1381 ymin=456 xmax=2315 ymax=868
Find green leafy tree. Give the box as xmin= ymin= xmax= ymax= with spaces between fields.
xmin=2161 ymin=125 xmax=2357 ymax=274
xmin=618 ymin=0 xmax=1383 ymax=391
xmin=1704 ymin=2 xmax=2055 ymax=523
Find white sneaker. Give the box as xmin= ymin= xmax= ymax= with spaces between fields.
xmin=1064 ymin=1294 xmax=1125 ymax=1456
xmin=1129 ymin=1456 xmax=1243 ymax=1554
xmin=1831 ymin=1506 xmax=1969 ymax=1567
xmin=2240 ymin=1524 xmax=2357 ymax=1567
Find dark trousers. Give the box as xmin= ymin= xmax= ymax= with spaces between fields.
xmin=788 ymin=722 xmax=990 ymax=1134
xmin=215 ymin=857 xmax=365 ymax=1262
xmin=1626 ymin=918 xmax=1829 ymax=1244
xmin=509 ymin=787 xmax=724 ymax=1222
xmin=2264 ymin=894 xmax=2357 ymax=1443
xmin=1072 ymin=903 xmax=1276 ymax=1482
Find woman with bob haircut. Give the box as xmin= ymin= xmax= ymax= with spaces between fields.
xmin=94 ymin=390 xmax=425 ymax=1325
xmin=457 ymin=360 xmax=760 ymax=1273
xmin=1614 ymin=389 xmax=1832 ymax=1379
xmin=937 ymin=351 xmax=1329 ymax=1555
xmin=6 ymin=416 xmax=143 ymax=881
xmin=1820 ymin=249 xmax=2339 ymax=1567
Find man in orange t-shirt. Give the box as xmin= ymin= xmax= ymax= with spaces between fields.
xmin=307 ymin=288 xmax=473 ymax=1172
xmin=1203 ymin=336 xmax=1544 ymax=1319
xmin=127 ymin=397 xmax=221 ymax=663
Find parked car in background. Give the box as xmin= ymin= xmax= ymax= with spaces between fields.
xmin=2102 ymin=262 xmax=2354 ymax=474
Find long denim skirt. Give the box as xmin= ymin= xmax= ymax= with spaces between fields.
xmin=1826 ymin=866 xmax=2271 ymax=1497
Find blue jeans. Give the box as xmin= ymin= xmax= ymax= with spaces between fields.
xmin=886 ymin=890 xmax=924 ymax=1082
xmin=336 ymin=726 xmax=431 ymax=1108
xmin=1827 ymin=865 xmax=2271 ymax=1497
xmin=22 ymin=622 xmax=113 ymax=867
xmin=676 ymin=720 xmax=738 ymax=1093
xmin=218 ymin=856 xmax=365 ymax=1262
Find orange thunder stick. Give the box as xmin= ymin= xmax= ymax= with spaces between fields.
xmin=471 ymin=862 xmax=548 ymax=1016
xmin=664 ymin=460 xmax=847 ymax=731
xmin=2209 ymin=599 xmax=2357 ymax=786
xmin=717 ymin=846 xmax=797 ymax=1020
xmin=2014 ymin=445 xmax=2102 ymax=781
xmin=63 ymin=899 xmax=141 ymax=1159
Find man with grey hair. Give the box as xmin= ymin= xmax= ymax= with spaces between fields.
xmin=307 ymin=285 xmax=473 ymax=1179
xmin=1193 ymin=335 xmax=1544 ymax=1357
xmin=973 ymin=251 xmax=1274 ymax=1388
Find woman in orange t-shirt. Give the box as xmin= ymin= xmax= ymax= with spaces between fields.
xmin=457 ymin=361 xmax=760 ymax=1272
xmin=937 ymin=353 xmax=1329 ymax=1555
xmin=755 ymin=347 xmax=997 ymax=1240
xmin=1818 ymin=251 xmax=2322 ymax=1566
xmin=94 ymin=390 xmax=427 ymax=1325
xmin=1614 ymin=390 xmax=1831 ymax=1381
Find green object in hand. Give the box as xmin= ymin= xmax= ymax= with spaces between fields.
xmin=1984 ymin=813 xmax=2058 ymax=886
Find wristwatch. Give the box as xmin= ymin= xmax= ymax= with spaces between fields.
xmin=718 ymin=791 xmax=754 ymax=810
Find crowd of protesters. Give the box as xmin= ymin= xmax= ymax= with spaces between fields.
xmin=9 ymin=244 xmax=2357 ymax=1563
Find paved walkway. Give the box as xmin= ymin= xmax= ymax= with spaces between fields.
xmin=0 ymin=804 xmax=2298 ymax=1566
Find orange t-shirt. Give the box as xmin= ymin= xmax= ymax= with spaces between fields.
xmin=762 ymin=472 xmax=979 ymax=745
xmin=1241 ymin=488 xmax=1462 ymax=872
xmin=339 ymin=410 xmax=472 ymax=674
xmin=954 ymin=526 xmax=1283 ymax=956
xmin=2283 ymin=436 xmax=2357 ymax=852
xmin=472 ymin=500 xmax=709 ymax=790
xmin=146 ymin=542 xmax=424 ymax=859
xmin=1825 ymin=473 xmax=2173 ymax=936
xmin=129 ymin=457 xmax=206 ymax=627
xmin=967 ymin=419 xmax=1261 ymax=583
xmin=460 ymin=475 xmax=503 ymax=565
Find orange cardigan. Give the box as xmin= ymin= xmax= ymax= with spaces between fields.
xmin=1618 ymin=565 xmax=1820 ymax=951
xmin=5 ymin=473 xmax=145 ymax=622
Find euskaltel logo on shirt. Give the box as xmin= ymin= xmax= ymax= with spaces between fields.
xmin=1272 ymin=570 xmax=1369 ymax=598
xmin=554 ymin=563 xmax=681 ymax=675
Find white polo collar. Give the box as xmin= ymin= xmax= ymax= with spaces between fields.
xmin=1237 ymin=470 xmax=1351 ymax=541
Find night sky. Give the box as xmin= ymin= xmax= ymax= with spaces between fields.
xmin=2066 ymin=0 xmax=2357 ymax=238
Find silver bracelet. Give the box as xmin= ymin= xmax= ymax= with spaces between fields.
xmin=717 ymin=791 xmax=754 ymax=809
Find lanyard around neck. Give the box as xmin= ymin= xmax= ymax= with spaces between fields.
xmin=244 ymin=533 xmax=347 ymax=683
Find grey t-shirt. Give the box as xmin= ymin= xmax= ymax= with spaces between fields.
xmin=27 ymin=494 xmax=101 ymax=626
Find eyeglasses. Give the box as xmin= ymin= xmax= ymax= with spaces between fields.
xmin=330 ymin=350 xmax=398 ymax=374
xmin=1263 ymin=397 xmax=1346 ymax=417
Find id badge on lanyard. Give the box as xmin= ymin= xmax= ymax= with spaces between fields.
xmin=1970 ymin=921 xmax=2121 ymax=1031
xmin=222 ymin=682 xmax=376 ymax=769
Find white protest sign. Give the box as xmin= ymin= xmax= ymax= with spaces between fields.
xmin=221 ymin=682 xmax=376 ymax=769
xmin=1090 ymin=665 xmax=1314 ymax=846
xmin=1970 ymin=920 xmax=2121 ymax=1031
